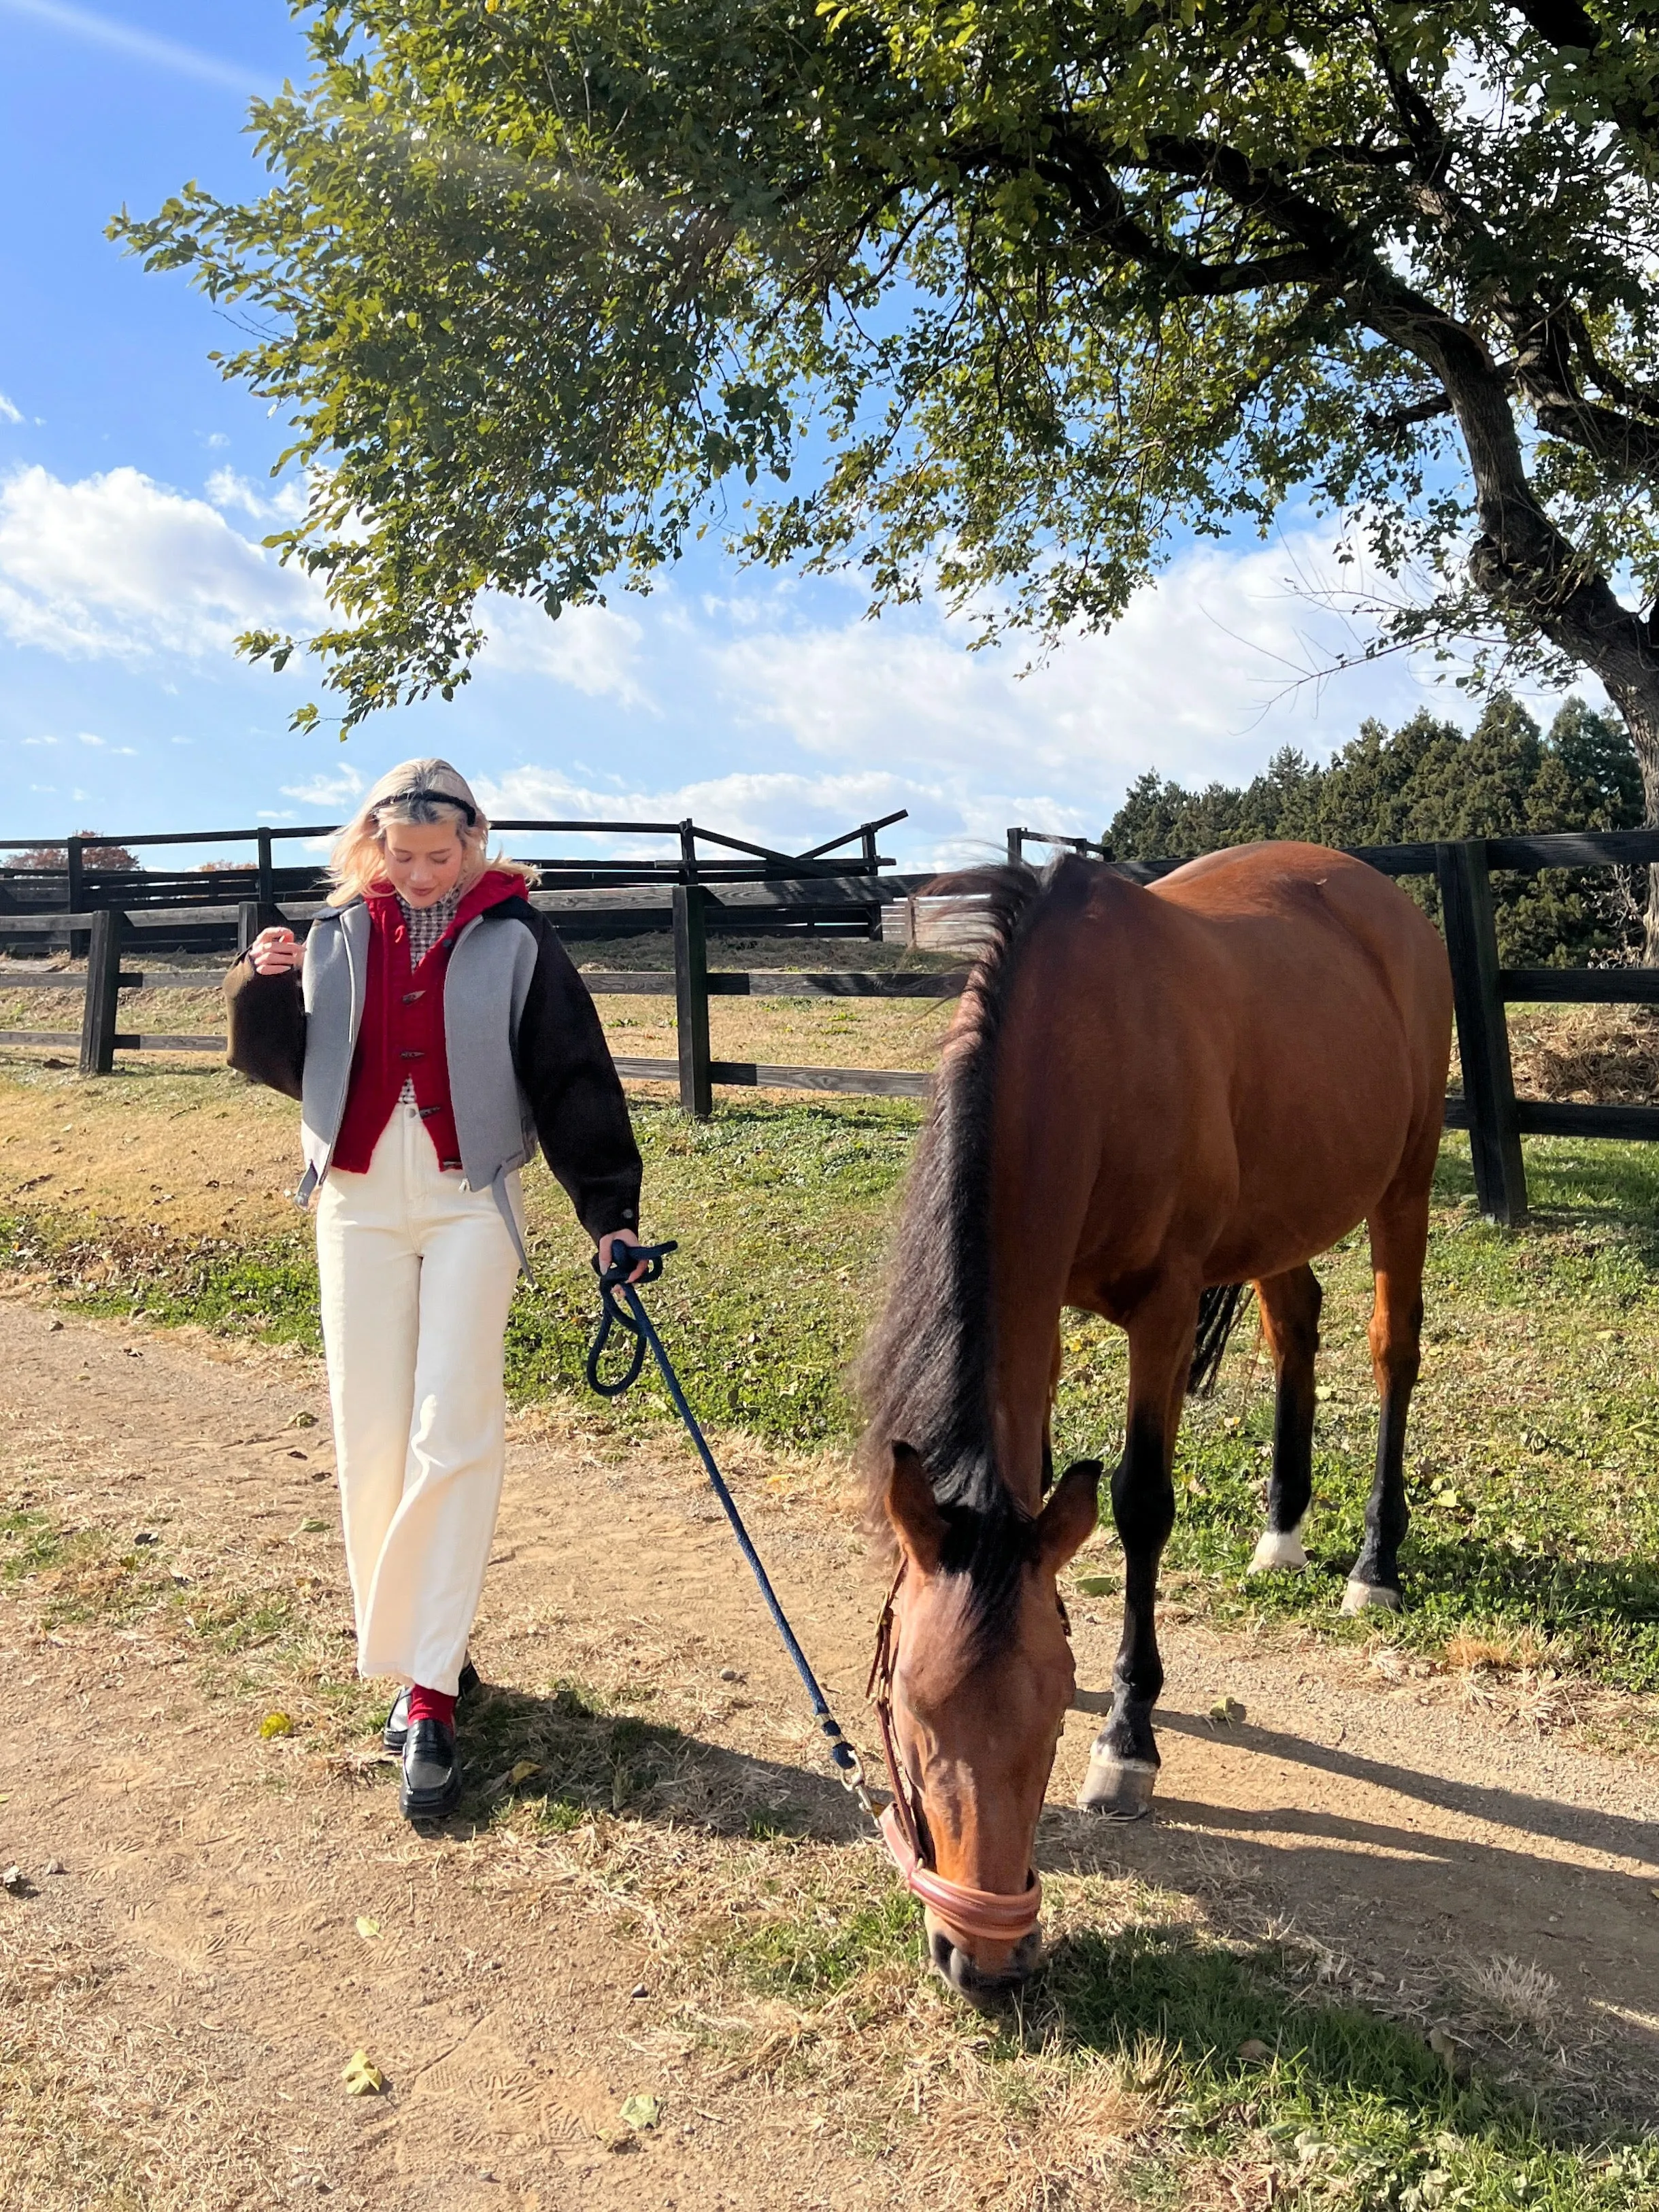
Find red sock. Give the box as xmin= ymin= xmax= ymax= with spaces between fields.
xmin=407 ymin=1684 xmax=456 ymax=1728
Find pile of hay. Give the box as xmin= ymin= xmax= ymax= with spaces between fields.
xmin=1507 ymin=1001 xmax=1659 ymax=1103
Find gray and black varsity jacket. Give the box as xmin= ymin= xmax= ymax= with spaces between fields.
xmin=223 ymin=892 xmax=641 ymax=1272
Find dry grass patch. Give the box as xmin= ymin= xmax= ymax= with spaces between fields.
xmin=0 ymin=1917 xmax=339 ymax=2211
xmin=1441 ymin=1630 xmax=1550 ymax=1674
xmin=1507 ymin=1003 xmax=1659 ymax=1105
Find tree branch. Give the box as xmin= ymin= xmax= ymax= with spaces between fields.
xmin=1030 ymin=132 xmax=1332 ymax=296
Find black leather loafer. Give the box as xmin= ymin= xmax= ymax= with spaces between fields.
xmin=382 ymin=1658 xmax=480 ymax=1753
xmin=400 ymin=1717 xmax=462 ymax=1821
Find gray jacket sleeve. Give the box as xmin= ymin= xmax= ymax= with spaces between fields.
xmin=224 ymin=954 xmax=305 ymax=1101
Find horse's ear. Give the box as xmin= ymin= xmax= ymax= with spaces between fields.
xmin=1037 ymin=1458 xmax=1101 ymax=1571
xmin=886 ymin=1441 xmax=946 ymax=1575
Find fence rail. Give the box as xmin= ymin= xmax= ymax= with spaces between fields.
xmin=5 ymin=826 xmax=1659 ymax=1221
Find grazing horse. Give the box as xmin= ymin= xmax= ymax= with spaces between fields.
xmin=856 ymin=844 xmax=1453 ymax=1998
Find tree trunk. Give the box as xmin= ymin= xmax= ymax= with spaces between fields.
xmin=1379 ymin=303 xmax=1659 ymax=963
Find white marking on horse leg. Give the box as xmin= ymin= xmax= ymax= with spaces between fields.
xmin=1248 ymin=1524 xmax=1308 ymax=1573
xmin=1341 ymin=1576 xmax=1402 ymax=1615
xmin=1077 ymin=1754 xmax=1157 ymax=1819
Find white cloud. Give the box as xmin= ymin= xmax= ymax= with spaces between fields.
xmin=477 ymin=762 xmax=948 ymax=866
xmin=715 ymin=528 xmax=1386 ymax=786
xmin=206 ymin=467 xmax=309 ymax=525
xmin=684 ymin=520 xmax=1509 ymax=860
xmin=280 ymin=766 xmax=365 ymax=810
xmin=0 ymin=391 xmax=21 ymax=426
xmin=0 ymin=463 xmax=323 ymax=663
xmin=480 ymin=595 xmax=653 ymax=709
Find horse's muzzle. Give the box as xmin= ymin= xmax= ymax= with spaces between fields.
xmin=928 ymin=1921 xmax=1043 ymax=2000
xmin=879 ymin=1803 xmax=1043 ymax=1992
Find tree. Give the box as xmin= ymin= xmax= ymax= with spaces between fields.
xmin=11 ymin=835 xmax=140 ymax=873
xmin=116 ymin=5 xmax=1659 ymax=934
xmin=1105 ymin=693 xmax=1643 ymax=962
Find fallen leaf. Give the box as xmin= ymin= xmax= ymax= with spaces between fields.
xmin=259 ymin=1712 xmax=295 ymax=1740
xmin=507 ymin=1759 xmax=541 ymax=1787
xmin=1427 ymin=2026 xmax=1458 ymax=2074
xmin=355 ymin=1917 xmax=380 ymax=1941
xmin=341 ymin=2049 xmax=384 ymax=2096
xmin=619 ymin=2093 xmax=660 ymax=2131
xmin=1237 ymin=2039 xmax=1272 ymax=2064
xmin=1075 ymin=1574 xmax=1116 ymax=1597
xmin=1209 ymin=1696 xmax=1246 ymax=1726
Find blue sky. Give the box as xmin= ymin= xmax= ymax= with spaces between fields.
xmin=0 ymin=1 xmax=1559 ymax=872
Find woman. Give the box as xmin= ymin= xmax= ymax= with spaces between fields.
xmin=226 ymin=758 xmax=644 ymax=1820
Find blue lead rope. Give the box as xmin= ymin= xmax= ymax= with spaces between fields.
xmin=586 ymin=1240 xmax=874 ymax=1817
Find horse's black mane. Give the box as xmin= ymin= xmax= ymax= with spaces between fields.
xmin=855 ymin=858 xmax=1072 ymax=1640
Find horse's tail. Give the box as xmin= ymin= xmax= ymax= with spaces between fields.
xmin=1188 ymin=1282 xmax=1254 ymax=1397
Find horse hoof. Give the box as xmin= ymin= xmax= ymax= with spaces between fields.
xmin=1248 ymin=1529 xmax=1308 ymax=1573
xmin=1341 ymin=1577 xmax=1402 ymax=1615
xmin=1077 ymin=1756 xmax=1156 ymax=1820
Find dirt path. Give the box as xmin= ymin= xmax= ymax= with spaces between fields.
xmin=3 ymin=1300 xmax=1658 ymax=2210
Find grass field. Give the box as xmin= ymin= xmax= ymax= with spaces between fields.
xmin=3 ymin=1038 xmax=1658 ymax=1704
xmin=5 ymin=1039 xmax=1659 ymax=2207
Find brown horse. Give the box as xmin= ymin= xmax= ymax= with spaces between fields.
xmin=856 ymin=843 xmax=1453 ymax=1999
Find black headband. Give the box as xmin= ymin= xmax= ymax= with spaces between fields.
xmin=374 ymin=787 xmax=478 ymax=826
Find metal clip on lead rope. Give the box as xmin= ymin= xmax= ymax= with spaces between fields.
xmin=585 ymin=1241 xmax=877 ymax=1819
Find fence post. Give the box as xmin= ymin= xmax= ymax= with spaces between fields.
xmin=256 ymin=828 xmax=275 ymax=909
xmin=672 ymin=882 xmax=713 ymax=1120
xmin=65 ymin=835 xmax=87 ymax=960
xmin=78 ymin=907 xmax=124 ymax=1077
xmin=1007 ymin=828 xmax=1024 ymax=867
xmin=1436 ymin=839 xmax=1526 ymax=1225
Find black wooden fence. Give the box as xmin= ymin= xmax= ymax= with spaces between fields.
xmin=5 ymin=826 xmax=1659 ymax=1228
xmin=0 ymin=811 xmax=909 ymax=955
xmin=0 ymin=880 xmax=954 ymax=1108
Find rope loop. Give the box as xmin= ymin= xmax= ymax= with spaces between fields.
xmin=584 ymin=1241 xmax=676 ymax=1396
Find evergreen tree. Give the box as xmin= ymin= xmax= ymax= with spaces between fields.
xmin=1104 ymin=696 xmax=1641 ymax=965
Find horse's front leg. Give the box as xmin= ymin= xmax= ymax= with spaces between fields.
xmin=1079 ymin=1293 xmax=1195 ymax=1820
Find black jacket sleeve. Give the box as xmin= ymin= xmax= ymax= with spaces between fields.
xmin=511 ymin=910 xmax=643 ymax=1242
xmin=224 ymin=954 xmax=305 ymax=1101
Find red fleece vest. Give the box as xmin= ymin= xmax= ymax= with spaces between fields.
xmin=331 ymin=871 xmax=523 ymax=1175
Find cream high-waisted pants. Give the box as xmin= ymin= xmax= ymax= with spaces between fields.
xmin=316 ymin=1099 xmax=523 ymax=1695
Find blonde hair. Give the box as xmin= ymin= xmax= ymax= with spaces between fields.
xmin=326 ymin=758 xmax=539 ymax=905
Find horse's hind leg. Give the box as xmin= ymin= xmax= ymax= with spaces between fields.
xmin=1248 ymin=1265 xmax=1322 ymax=1573
xmin=1079 ymin=1291 xmax=1194 ymax=1820
xmin=1343 ymin=1186 xmax=1430 ymax=1615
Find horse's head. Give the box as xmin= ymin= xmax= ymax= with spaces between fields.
xmin=879 ymin=1441 xmax=1101 ymax=2000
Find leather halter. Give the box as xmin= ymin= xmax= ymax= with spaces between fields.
xmin=866 ymin=1563 xmax=1046 ymax=1951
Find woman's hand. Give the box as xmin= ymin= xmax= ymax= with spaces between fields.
xmin=248 ymin=927 xmax=303 ymax=976
xmin=598 ymin=1228 xmax=648 ymax=1285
